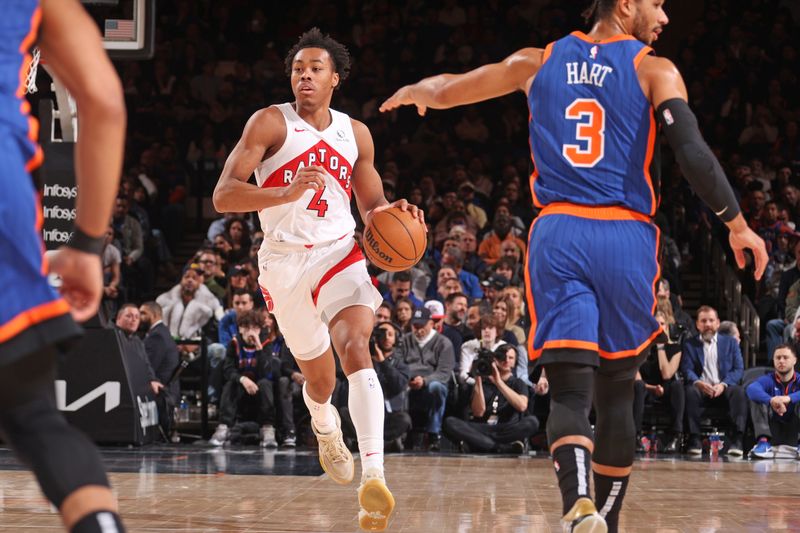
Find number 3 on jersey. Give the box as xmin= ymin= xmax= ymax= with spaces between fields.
xmin=562 ymin=98 xmax=605 ymax=168
xmin=307 ymin=186 xmax=328 ymax=217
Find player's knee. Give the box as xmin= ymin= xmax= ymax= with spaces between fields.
xmin=2 ymin=400 xmax=109 ymax=508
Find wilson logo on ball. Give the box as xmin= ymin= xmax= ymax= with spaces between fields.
xmin=365 ymin=228 xmax=393 ymax=262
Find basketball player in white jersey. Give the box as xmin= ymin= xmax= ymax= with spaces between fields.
xmin=213 ymin=28 xmax=423 ymax=531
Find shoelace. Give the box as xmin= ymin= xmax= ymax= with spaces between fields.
xmin=319 ymin=432 xmax=350 ymax=463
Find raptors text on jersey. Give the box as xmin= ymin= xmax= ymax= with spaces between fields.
xmin=254 ymin=103 xmax=358 ymax=247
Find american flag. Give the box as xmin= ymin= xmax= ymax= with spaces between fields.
xmin=104 ymin=19 xmax=135 ymax=40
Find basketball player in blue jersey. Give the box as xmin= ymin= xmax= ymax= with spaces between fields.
xmin=0 ymin=1 xmax=126 ymax=531
xmin=382 ymin=1 xmax=767 ymax=532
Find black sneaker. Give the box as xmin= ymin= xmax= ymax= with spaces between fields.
xmin=687 ymin=435 xmax=703 ymax=455
xmin=510 ymin=440 xmax=527 ymax=455
xmin=282 ymin=430 xmax=297 ymax=448
xmin=427 ymin=433 xmax=441 ymax=452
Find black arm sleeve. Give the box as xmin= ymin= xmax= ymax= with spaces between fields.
xmin=656 ymin=98 xmax=741 ymax=222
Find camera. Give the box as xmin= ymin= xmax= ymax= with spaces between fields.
xmin=472 ymin=346 xmax=507 ymax=377
xmin=369 ymin=325 xmax=388 ymax=357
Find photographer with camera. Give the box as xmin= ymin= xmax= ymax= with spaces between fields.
xmin=443 ymin=344 xmax=539 ymax=454
xmin=340 ymin=322 xmax=413 ymax=452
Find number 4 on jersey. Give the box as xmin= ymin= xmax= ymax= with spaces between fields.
xmin=307 ymin=186 xmax=328 ymax=217
xmin=562 ymin=98 xmax=606 ymax=168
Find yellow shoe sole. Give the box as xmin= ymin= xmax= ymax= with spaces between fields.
xmin=357 ymin=478 xmax=395 ymax=531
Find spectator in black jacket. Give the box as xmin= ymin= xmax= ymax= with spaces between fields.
xmin=340 ymin=322 xmax=412 ymax=452
xmin=139 ymin=302 xmax=180 ymax=399
xmin=139 ymin=301 xmax=181 ymax=441
xmin=209 ymin=310 xmax=278 ymax=448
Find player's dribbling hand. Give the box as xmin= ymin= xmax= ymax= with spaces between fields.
xmin=379 ymin=85 xmax=427 ymax=116
xmin=47 ymin=247 xmax=103 ymax=323
xmin=283 ymin=165 xmax=326 ymax=203
xmin=369 ymin=199 xmax=426 ymax=232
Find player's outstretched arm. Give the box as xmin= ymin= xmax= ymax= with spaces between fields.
xmin=642 ymin=56 xmax=767 ymax=280
xmin=350 ymin=120 xmax=424 ymax=228
xmin=213 ymin=107 xmax=325 ymax=213
xmin=379 ymin=48 xmax=543 ymax=116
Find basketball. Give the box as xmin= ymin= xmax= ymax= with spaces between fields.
xmin=363 ymin=206 xmax=427 ymax=272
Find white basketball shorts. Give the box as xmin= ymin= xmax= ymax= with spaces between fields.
xmin=257 ymin=236 xmax=382 ymax=360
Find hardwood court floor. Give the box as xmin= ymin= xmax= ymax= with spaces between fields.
xmin=0 ymin=447 xmax=796 ymax=532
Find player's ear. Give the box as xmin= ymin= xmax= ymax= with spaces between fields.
xmin=332 ymin=72 xmax=340 ymax=89
xmin=619 ymin=0 xmax=634 ymax=18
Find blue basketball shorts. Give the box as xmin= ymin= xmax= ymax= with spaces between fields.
xmin=0 ymin=131 xmax=78 ymax=361
xmin=525 ymin=203 xmax=663 ymax=367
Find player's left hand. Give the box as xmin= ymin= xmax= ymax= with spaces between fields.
xmin=369 ymin=199 xmax=426 ymax=231
xmin=47 ymin=247 xmax=103 ymax=323
xmin=728 ymin=219 xmax=768 ymax=280
xmin=379 ymin=85 xmax=427 ymax=116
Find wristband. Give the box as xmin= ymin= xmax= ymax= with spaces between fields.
xmin=66 ymin=226 xmax=105 ymax=256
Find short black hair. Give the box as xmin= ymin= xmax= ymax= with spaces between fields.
xmin=774 ymin=343 xmax=797 ymax=357
xmin=284 ymin=28 xmax=351 ymax=86
xmin=582 ymin=0 xmax=618 ymax=24
xmin=392 ymin=271 xmax=412 ymax=284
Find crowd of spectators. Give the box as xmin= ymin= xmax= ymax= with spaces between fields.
xmin=36 ymin=0 xmax=800 ymax=453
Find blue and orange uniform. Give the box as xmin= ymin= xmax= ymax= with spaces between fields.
xmin=526 ymin=31 xmax=662 ymax=367
xmin=0 ymin=0 xmax=80 ymax=361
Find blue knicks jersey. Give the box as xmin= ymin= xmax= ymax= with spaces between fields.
xmin=0 ymin=0 xmax=41 ymax=169
xmin=529 ymin=32 xmax=658 ymax=216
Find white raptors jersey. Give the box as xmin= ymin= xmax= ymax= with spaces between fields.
xmin=254 ymin=103 xmax=357 ymax=248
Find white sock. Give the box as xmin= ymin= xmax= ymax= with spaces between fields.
xmin=347 ymin=368 xmax=385 ymax=475
xmin=303 ymin=382 xmax=336 ymax=434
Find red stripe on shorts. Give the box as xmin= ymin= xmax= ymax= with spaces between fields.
xmin=311 ymin=243 xmax=364 ymax=306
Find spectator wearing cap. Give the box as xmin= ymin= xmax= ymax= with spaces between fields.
xmin=478 ymin=213 xmax=527 ymax=266
xmin=458 ymin=181 xmax=487 ymax=230
xmin=427 ymin=299 xmax=462 ymax=360
xmin=441 ymin=246 xmax=483 ymax=300
xmin=481 ymin=273 xmax=510 ymax=304
xmin=156 ymin=263 xmax=224 ymax=339
xmin=382 ymin=270 xmax=424 ymax=309
xmin=225 ymin=264 xmax=259 ymax=309
xmin=396 ymin=307 xmax=455 ymax=451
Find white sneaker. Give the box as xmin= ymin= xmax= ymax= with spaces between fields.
xmin=260 ymin=425 xmax=278 ymax=448
xmin=774 ymin=444 xmax=798 ymax=460
xmin=209 ymin=424 xmax=229 ymax=446
xmin=358 ymin=467 xmax=395 ymax=531
xmin=311 ymin=408 xmax=354 ymax=485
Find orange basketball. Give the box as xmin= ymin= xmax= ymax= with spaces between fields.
xmin=363 ymin=206 xmax=427 ymax=272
